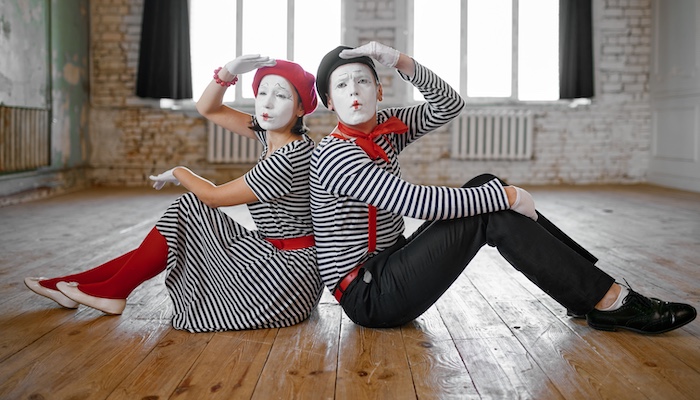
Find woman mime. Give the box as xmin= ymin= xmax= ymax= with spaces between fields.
xmin=25 ymin=56 xmax=324 ymax=332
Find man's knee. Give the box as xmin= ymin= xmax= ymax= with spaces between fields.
xmin=462 ymin=173 xmax=507 ymax=188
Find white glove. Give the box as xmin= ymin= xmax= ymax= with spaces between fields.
xmin=339 ymin=41 xmax=400 ymax=68
xmin=224 ymin=54 xmax=276 ymax=76
xmin=510 ymin=186 xmax=538 ymax=221
xmin=149 ymin=168 xmax=181 ymax=190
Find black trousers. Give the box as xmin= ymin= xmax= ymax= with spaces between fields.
xmin=340 ymin=174 xmax=615 ymax=328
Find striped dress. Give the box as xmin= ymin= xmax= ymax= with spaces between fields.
xmin=310 ymin=61 xmax=511 ymax=292
xmin=156 ymin=132 xmax=323 ymax=332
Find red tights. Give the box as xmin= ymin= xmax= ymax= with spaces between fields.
xmin=40 ymin=227 xmax=168 ymax=299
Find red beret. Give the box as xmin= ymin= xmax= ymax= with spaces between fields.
xmin=252 ymin=60 xmax=318 ymax=116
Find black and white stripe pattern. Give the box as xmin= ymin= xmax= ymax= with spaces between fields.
xmin=156 ymin=132 xmax=322 ymax=332
xmin=245 ymin=132 xmax=316 ymax=238
xmin=310 ymin=61 xmax=511 ymax=291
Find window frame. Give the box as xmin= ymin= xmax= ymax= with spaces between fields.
xmin=167 ymin=0 xmax=342 ymax=113
xmin=406 ymin=0 xmax=568 ymax=106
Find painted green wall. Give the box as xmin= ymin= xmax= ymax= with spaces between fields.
xmin=51 ymin=0 xmax=90 ymax=168
xmin=0 ymin=0 xmax=90 ymax=201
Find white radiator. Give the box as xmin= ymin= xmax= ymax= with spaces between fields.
xmin=451 ymin=110 xmax=533 ymax=160
xmin=207 ymin=121 xmax=263 ymax=163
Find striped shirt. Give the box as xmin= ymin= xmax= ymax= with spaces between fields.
xmin=310 ymin=61 xmax=511 ymax=291
xmin=157 ymin=131 xmax=322 ymax=332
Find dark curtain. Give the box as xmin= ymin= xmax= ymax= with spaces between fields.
xmin=136 ymin=0 xmax=192 ymax=99
xmin=559 ymin=0 xmax=594 ymax=99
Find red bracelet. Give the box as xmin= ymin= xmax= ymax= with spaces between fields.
xmin=214 ymin=67 xmax=238 ymax=87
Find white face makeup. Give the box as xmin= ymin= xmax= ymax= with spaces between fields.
xmin=328 ymin=63 xmax=379 ymax=126
xmin=255 ymin=75 xmax=297 ymax=132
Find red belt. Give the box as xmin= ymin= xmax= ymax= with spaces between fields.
xmin=333 ymin=264 xmax=363 ymax=302
xmin=265 ymin=235 xmax=315 ymax=251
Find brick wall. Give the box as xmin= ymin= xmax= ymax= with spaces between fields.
xmin=87 ymin=0 xmax=652 ymax=187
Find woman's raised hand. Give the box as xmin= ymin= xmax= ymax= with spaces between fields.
xmin=224 ymin=54 xmax=277 ymax=76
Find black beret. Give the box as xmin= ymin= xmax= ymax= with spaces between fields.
xmin=315 ymin=45 xmax=379 ymax=108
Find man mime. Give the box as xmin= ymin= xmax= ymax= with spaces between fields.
xmin=309 ymin=41 xmax=696 ymax=334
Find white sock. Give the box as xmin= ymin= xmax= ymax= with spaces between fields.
xmin=599 ymin=286 xmax=630 ymax=311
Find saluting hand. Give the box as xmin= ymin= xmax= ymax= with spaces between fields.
xmin=224 ymin=54 xmax=277 ymax=76
xmin=339 ymin=41 xmax=400 ymax=68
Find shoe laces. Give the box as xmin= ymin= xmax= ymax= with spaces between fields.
xmin=620 ymin=279 xmax=654 ymax=308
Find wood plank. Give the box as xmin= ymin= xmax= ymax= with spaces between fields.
xmin=106 ymin=329 xmax=214 ymax=400
xmin=0 ymin=307 xmax=81 ymax=363
xmin=0 ymin=315 xmax=170 ymax=399
xmin=335 ymin=314 xmax=416 ymax=399
xmin=491 ymin=300 xmax=653 ymax=399
xmin=47 ymin=318 xmax=171 ymax=399
xmin=469 ymin=250 xmax=694 ymax=399
xmin=170 ymin=328 xmax=278 ymax=399
xmin=481 ymin=203 xmax=700 ymax=375
xmin=401 ymin=305 xmax=480 ymax=399
xmin=454 ymin=336 xmax=565 ymax=399
xmin=438 ymin=263 xmax=564 ymax=399
xmin=436 ymin=269 xmax=514 ymax=341
xmin=252 ymin=304 xmax=342 ymax=399
xmin=529 ymin=276 xmax=700 ymax=400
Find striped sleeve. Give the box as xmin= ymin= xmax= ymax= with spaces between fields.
xmin=380 ymin=60 xmax=465 ymax=154
xmin=314 ymin=140 xmax=509 ymax=220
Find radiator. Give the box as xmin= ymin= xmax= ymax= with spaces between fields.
xmin=451 ymin=110 xmax=533 ymax=160
xmin=0 ymin=106 xmax=50 ymax=173
xmin=207 ymin=121 xmax=263 ymax=163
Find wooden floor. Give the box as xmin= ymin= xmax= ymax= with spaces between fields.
xmin=1 ymin=184 xmax=699 ymax=399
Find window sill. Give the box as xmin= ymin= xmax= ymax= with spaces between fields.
xmin=460 ymin=98 xmax=592 ymax=109
xmin=384 ymin=95 xmax=593 ymax=110
xmin=152 ymin=97 xmax=594 ymax=119
xmin=157 ymin=98 xmax=255 ymax=118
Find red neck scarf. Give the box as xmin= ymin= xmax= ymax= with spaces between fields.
xmin=333 ymin=116 xmax=409 ymax=162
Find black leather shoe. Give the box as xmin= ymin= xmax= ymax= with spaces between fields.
xmin=566 ymin=309 xmax=586 ymax=319
xmin=586 ymin=289 xmax=696 ymax=334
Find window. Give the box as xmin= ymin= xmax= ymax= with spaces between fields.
xmin=189 ymin=0 xmax=341 ymax=103
xmin=412 ymin=0 xmax=559 ymax=102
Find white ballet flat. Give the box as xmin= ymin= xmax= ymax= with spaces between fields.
xmin=24 ymin=277 xmax=79 ymax=309
xmin=56 ymin=282 xmax=126 ymax=315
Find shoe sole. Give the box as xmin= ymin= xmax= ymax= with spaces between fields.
xmin=588 ymin=311 xmax=697 ymax=334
